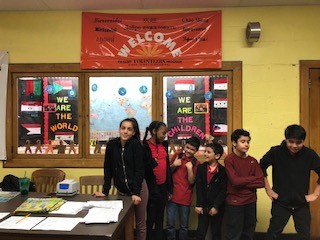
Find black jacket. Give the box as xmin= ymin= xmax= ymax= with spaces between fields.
xmin=260 ymin=140 xmax=320 ymax=208
xmin=103 ymin=137 xmax=145 ymax=196
xmin=143 ymin=140 xmax=173 ymax=200
xmin=196 ymin=162 xmax=227 ymax=211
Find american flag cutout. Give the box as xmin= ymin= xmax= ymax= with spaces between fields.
xmin=214 ymin=78 xmax=227 ymax=90
xmin=177 ymin=133 xmax=192 ymax=139
xmin=53 ymin=80 xmax=73 ymax=90
xmin=174 ymin=79 xmax=195 ymax=91
xmin=55 ymin=132 xmax=74 ymax=141
xmin=21 ymin=101 xmax=43 ymax=112
xmin=214 ymin=98 xmax=227 ymax=108
xmin=213 ymin=124 xmax=228 ymax=136
xmin=21 ymin=123 xmax=41 ymax=135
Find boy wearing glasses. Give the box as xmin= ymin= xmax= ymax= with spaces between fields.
xmin=260 ymin=124 xmax=320 ymax=240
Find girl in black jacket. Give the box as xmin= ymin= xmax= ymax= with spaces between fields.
xmin=195 ymin=142 xmax=227 ymax=240
xmin=93 ymin=118 xmax=148 ymax=240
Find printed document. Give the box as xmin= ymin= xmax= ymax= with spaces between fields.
xmin=0 ymin=216 xmax=45 ymax=230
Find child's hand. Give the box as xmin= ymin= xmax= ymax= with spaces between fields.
xmin=172 ymin=157 xmax=182 ymax=167
xmin=209 ymin=207 xmax=218 ymax=216
xmin=92 ymin=192 xmax=106 ymax=197
xmin=132 ymin=195 xmax=141 ymax=205
xmin=195 ymin=207 xmax=203 ymax=214
xmin=305 ymin=193 xmax=319 ymax=202
xmin=265 ymin=188 xmax=278 ymax=201
xmin=185 ymin=161 xmax=192 ymax=170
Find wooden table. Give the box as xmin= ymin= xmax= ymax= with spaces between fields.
xmin=0 ymin=192 xmax=134 ymax=240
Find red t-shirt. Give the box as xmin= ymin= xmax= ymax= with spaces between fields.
xmin=207 ymin=164 xmax=219 ymax=183
xmin=170 ymin=152 xmax=199 ymax=206
xmin=148 ymin=140 xmax=167 ymax=185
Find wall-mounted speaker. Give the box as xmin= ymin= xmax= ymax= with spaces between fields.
xmin=246 ymin=22 xmax=261 ymax=43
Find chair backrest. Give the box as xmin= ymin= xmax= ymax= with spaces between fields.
xmin=79 ymin=175 xmax=104 ymax=194
xmin=31 ymin=168 xmax=66 ymax=193
xmin=79 ymin=175 xmax=118 ymax=195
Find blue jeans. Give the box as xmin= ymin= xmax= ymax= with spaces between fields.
xmin=166 ymin=201 xmax=190 ymax=240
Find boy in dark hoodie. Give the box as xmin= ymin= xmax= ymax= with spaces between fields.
xmin=260 ymin=124 xmax=320 ymax=240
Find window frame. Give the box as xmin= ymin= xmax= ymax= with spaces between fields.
xmin=4 ymin=62 xmax=242 ymax=168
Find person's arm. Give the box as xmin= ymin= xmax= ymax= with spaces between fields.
xmin=245 ymin=160 xmax=265 ymax=189
xmin=211 ymin=169 xmax=227 ymax=210
xmin=305 ymin=184 xmax=320 ymax=202
xmin=195 ymin=165 xmax=204 ymax=207
xmin=185 ymin=161 xmax=195 ymax=185
xmin=94 ymin=142 xmax=112 ymax=197
xmin=259 ymin=147 xmax=279 ymax=200
xmin=170 ymin=152 xmax=181 ymax=172
xmin=102 ymin=143 xmax=112 ymax=196
xmin=132 ymin=140 xmax=145 ymax=196
xmin=224 ymin=156 xmax=257 ymax=188
xmin=306 ymin=152 xmax=320 ymax=202
xmin=264 ymin=177 xmax=278 ymax=201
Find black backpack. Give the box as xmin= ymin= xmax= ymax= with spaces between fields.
xmin=0 ymin=174 xmax=35 ymax=192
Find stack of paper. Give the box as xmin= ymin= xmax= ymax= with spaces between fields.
xmin=84 ymin=200 xmax=123 ymax=209
xmin=83 ymin=200 xmax=123 ymax=224
xmin=83 ymin=207 xmax=122 ymax=224
xmin=50 ymin=202 xmax=85 ymax=215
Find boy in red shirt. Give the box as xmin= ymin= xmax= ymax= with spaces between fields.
xmin=224 ymin=129 xmax=265 ymax=240
xmin=166 ymin=136 xmax=201 ymax=240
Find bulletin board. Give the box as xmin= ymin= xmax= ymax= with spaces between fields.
xmin=164 ymin=75 xmax=228 ymax=147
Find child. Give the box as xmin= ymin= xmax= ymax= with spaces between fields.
xmin=93 ymin=118 xmax=148 ymax=240
xmin=195 ymin=142 xmax=227 ymax=240
xmin=224 ymin=129 xmax=265 ymax=240
xmin=167 ymin=136 xmax=201 ymax=240
xmin=260 ymin=124 xmax=320 ymax=239
xmin=143 ymin=121 xmax=173 ymax=240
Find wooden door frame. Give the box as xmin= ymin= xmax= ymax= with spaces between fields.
xmin=300 ymin=60 xmax=320 ymax=240
xmin=300 ymin=60 xmax=320 ymax=142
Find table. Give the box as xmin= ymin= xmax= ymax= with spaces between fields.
xmin=0 ymin=192 xmax=134 ymax=240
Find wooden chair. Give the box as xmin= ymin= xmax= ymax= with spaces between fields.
xmin=79 ymin=175 xmax=118 ymax=195
xmin=31 ymin=168 xmax=66 ymax=193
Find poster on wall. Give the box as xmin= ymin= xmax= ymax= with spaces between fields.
xmin=0 ymin=51 xmax=8 ymax=160
xmin=164 ymin=75 xmax=228 ymax=153
xmin=166 ymin=77 xmax=207 ymax=143
xmin=17 ymin=77 xmax=79 ymax=154
xmin=81 ymin=11 xmax=221 ymax=70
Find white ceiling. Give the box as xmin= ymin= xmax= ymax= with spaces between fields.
xmin=1 ymin=0 xmax=320 ymax=11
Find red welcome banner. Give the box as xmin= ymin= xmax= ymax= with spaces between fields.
xmin=81 ymin=11 xmax=222 ymax=70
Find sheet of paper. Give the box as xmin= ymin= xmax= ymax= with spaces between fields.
xmin=83 ymin=207 xmax=122 ymax=224
xmin=32 ymin=217 xmax=83 ymax=231
xmin=49 ymin=202 xmax=85 ymax=215
xmin=84 ymin=200 xmax=123 ymax=209
xmin=0 ymin=216 xmax=45 ymax=230
xmin=0 ymin=212 xmax=10 ymax=220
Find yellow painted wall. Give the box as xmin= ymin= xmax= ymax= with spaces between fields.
xmin=1 ymin=6 xmax=320 ymax=233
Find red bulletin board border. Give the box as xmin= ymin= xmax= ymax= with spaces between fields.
xmin=81 ymin=11 xmax=222 ymax=70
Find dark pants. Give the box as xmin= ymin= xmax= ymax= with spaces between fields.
xmin=225 ymin=202 xmax=257 ymax=240
xmin=196 ymin=209 xmax=224 ymax=240
xmin=146 ymin=183 xmax=167 ymax=240
xmin=265 ymin=202 xmax=310 ymax=240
